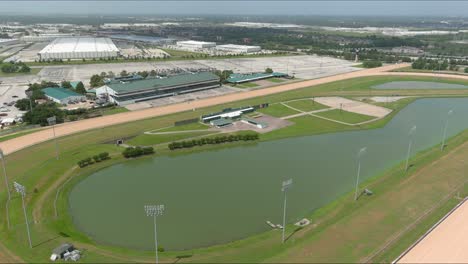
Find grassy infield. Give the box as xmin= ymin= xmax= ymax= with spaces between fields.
xmin=1 ymin=75 xmax=468 ymax=262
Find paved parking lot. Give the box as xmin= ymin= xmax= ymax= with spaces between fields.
xmin=34 ymin=55 xmax=361 ymax=84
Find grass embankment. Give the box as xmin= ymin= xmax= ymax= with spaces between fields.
xmin=314 ymin=109 xmax=375 ymax=124
xmin=0 ymin=75 xmax=468 ymax=262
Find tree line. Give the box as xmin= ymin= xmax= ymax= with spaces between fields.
xmin=77 ymin=152 xmax=110 ymax=168
xmin=122 ymin=146 xmax=155 ymax=158
xmin=168 ymin=133 xmax=260 ymax=150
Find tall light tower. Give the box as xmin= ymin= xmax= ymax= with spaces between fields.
xmin=25 ymin=91 xmax=34 ymax=113
xmin=405 ymin=126 xmax=417 ymax=172
xmin=47 ymin=116 xmax=59 ymax=160
xmin=354 ymin=147 xmax=367 ymax=201
xmin=441 ymin=109 xmax=454 ymax=151
xmin=281 ymin=178 xmax=293 ymax=244
xmin=14 ymin=182 xmax=32 ymax=248
xmin=0 ymin=148 xmax=10 ymax=229
xmin=145 ymin=204 xmax=165 ymax=264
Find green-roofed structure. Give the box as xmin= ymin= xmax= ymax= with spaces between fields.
xmin=43 ymin=87 xmax=86 ymax=105
xmin=226 ymin=72 xmax=287 ymax=84
xmin=96 ymin=72 xmax=221 ymax=105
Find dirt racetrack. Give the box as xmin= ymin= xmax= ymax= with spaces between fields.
xmin=397 ymin=198 xmax=468 ymax=263
xmin=1 ymin=63 xmax=468 ymax=155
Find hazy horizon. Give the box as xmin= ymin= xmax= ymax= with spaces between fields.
xmin=0 ymin=1 xmax=468 ymax=17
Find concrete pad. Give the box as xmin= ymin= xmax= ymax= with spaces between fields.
xmin=314 ymin=97 xmax=392 ymax=118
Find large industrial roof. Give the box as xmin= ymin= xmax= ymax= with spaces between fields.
xmin=176 ymin=40 xmax=216 ymax=45
xmin=106 ymin=72 xmax=220 ymax=94
xmin=216 ymin=44 xmax=261 ymax=49
xmin=43 ymin=87 xmax=83 ymax=100
xmin=39 ymin=37 xmax=119 ymax=54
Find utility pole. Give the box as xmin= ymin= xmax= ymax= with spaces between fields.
xmin=0 ymin=148 xmax=10 ymax=229
xmin=405 ymin=126 xmax=417 ymax=172
xmin=25 ymin=91 xmax=33 ymax=113
xmin=145 ymin=204 xmax=165 ymax=264
xmin=354 ymin=147 xmax=367 ymax=201
xmin=441 ymin=110 xmax=454 ymax=151
xmin=281 ymin=179 xmax=292 ymax=244
xmin=14 ymin=182 xmax=32 ymax=248
xmin=47 ymin=116 xmax=59 ymax=160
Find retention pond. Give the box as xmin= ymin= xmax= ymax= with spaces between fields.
xmin=69 ymin=98 xmax=468 ymax=251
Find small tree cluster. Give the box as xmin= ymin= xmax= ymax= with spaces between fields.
xmin=77 ymin=152 xmax=110 ymax=168
xmin=168 ymin=133 xmax=259 ymax=150
xmin=122 ymin=147 xmax=155 ymax=158
xmin=362 ymin=60 xmax=383 ymax=68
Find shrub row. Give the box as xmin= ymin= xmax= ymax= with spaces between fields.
xmin=122 ymin=146 xmax=155 ymax=158
xmin=77 ymin=152 xmax=110 ymax=168
xmin=168 ymin=133 xmax=259 ymax=150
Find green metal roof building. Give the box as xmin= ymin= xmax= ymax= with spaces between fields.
xmin=43 ymin=87 xmax=86 ymax=104
xmin=96 ymin=72 xmax=221 ymax=105
xmin=226 ymin=72 xmax=287 ymax=84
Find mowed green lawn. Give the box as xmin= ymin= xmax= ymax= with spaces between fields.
xmin=315 ymin=109 xmax=376 ymax=124
xmin=267 ymin=78 xmax=285 ymax=83
xmin=0 ymin=75 xmax=468 ymax=263
xmin=127 ymin=131 xmax=216 ymax=146
xmin=257 ymin=103 xmax=300 ymax=117
xmin=156 ymin=122 xmax=210 ymax=132
xmin=284 ymin=99 xmax=329 ymax=112
xmin=235 ymin=82 xmax=260 ymax=89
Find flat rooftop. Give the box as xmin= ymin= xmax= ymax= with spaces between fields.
xmin=396 ymin=198 xmax=468 ymax=263
xmin=39 ymin=37 xmax=119 ymax=54
xmin=106 ymin=72 xmax=220 ymax=94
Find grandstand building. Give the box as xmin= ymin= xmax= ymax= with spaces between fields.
xmin=95 ymin=72 xmax=221 ymax=105
xmin=38 ymin=37 xmax=120 ymax=60
xmin=226 ymin=72 xmax=288 ymax=84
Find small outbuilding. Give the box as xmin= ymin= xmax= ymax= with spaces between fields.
xmin=43 ymin=87 xmax=86 ymax=105
xmin=50 ymin=243 xmax=74 ymax=261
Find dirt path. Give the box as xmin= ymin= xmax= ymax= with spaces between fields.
xmin=0 ymin=63 xmax=453 ymax=156
xmin=0 ymin=240 xmax=23 ymax=263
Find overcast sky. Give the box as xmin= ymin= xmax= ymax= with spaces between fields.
xmin=0 ymin=1 xmax=467 ymax=16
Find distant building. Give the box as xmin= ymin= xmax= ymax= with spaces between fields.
xmin=95 ymin=72 xmax=221 ymax=106
xmin=0 ymin=38 xmax=19 ymax=46
xmin=216 ymin=44 xmax=261 ymax=54
xmin=38 ymin=37 xmax=120 ymax=60
xmin=176 ymin=40 xmax=216 ymax=49
xmin=226 ymin=72 xmax=288 ymax=84
xmin=21 ymin=33 xmax=74 ymax=42
xmin=43 ymin=87 xmax=86 ymax=104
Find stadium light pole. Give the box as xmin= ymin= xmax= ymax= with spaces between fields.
xmin=14 ymin=182 xmax=32 ymax=248
xmin=405 ymin=126 xmax=417 ymax=172
xmin=47 ymin=116 xmax=59 ymax=160
xmin=281 ymin=178 xmax=293 ymax=244
xmin=0 ymin=148 xmax=10 ymax=229
xmin=145 ymin=204 xmax=165 ymax=264
xmin=25 ymin=90 xmax=33 ymax=113
xmin=441 ymin=109 xmax=454 ymax=151
xmin=354 ymin=147 xmax=367 ymax=201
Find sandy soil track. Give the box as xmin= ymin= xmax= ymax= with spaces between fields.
xmin=397 ymin=198 xmax=468 ymax=263
xmin=1 ymin=63 xmax=468 ymax=155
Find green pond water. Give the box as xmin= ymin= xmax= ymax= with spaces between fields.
xmin=69 ymin=98 xmax=468 ymax=251
xmin=373 ymin=81 xmax=468 ymax=89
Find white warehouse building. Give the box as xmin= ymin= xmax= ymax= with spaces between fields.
xmin=215 ymin=44 xmax=261 ymax=53
xmin=176 ymin=40 xmax=216 ymax=49
xmin=38 ymin=37 xmax=120 ymax=60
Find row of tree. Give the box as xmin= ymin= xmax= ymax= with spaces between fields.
xmin=362 ymin=60 xmax=383 ymax=68
xmin=412 ymin=58 xmax=449 ymax=71
xmin=168 ymin=133 xmax=260 ymax=150
xmin=122 ymin=146 xmax=155 ymax=158
xmin=77 ymin=152 xmax=110 ymax=168
xmin=1 ymin=62 xmax=30 ymax=74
